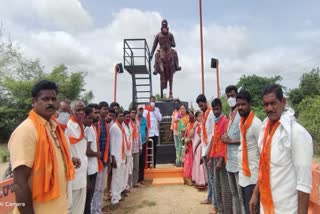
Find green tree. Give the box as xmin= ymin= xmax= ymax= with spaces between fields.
xmin=0 ymin=38 xmax=93 ymax=140
xmin=235 ymin=74 xmax=282 ymax=120
xmin=296 ymin=96 xmax=320 ymax=154
xmin=288 ymin=68 xmax=320 ymax=109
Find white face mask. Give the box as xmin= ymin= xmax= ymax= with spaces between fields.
xmin=57 ymin=112 xmax=70 ymax=125
xmin=227 ymin=97 xmax=237 ymax=108
xmin=150 ymin=102 xmax=155 ymax=107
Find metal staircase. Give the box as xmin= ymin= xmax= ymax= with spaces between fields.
xmin=123 ymin=39 xmax=152 ymax=107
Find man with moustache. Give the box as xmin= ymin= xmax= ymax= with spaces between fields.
xmin=8 ymin=80 xmax=74 ymax=214
xmin=137 ymin=104 xmax=148 ymax=184
xmin=67 ymin=100 xmax=88 ymax=214
xmin=91 ymin=101 xmax=110 ymax=213
xmin=250 ymin=84 xmax=313 ymax=214
xmin=196 ymin=94 xmax=216 ymax=209
xmin=171 ymin=98 xmax=181 ymax=166
xmin=236 ymin=90 xmax=262 ymax=214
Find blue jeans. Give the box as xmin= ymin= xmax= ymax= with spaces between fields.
xmin=203 ymin=156 xmax=217 ymax=207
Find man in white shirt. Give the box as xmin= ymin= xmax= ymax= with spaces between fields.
xmin=110 ymin=111 xmax=126 ymax=205
xmin=143 ymin=96 xmax=162 ymax=168
xmin=236 ymin=90 xmax=262 ymax=214
xmin=83 ymin=106 xmax=100 ymax=214
xmin=250 ymin=84 xmax=313 ymax=214
xmin=67 ymin=100 xmax=88 ymax=214
xmin=123 ymin=111 xmax=133 ymax=192
xmin=129 ymin=108 xmax=142 ymax=187
xmin=196 ymin=94 xmax=216 ymax=207
xmin=222 ymin=85 xmax=245 ymax=214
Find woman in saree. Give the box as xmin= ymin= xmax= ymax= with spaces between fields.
xmin=183 ymin=111 xmax=195 ymax=185
xmin=191 ymin=111 xmax=207 ymax=189
xmin=176 ymin=105 xmax=189 ymax=167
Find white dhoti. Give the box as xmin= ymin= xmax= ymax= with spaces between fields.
xmin=91 ymin=165 xmax=108 ymax=214
xmin=126 ymin=156 xmax=133 ymax=188
xmin=70 ymin=188 xmax=86 ymax=214
xmin=111 ymin=159 xmax=125 ymax=205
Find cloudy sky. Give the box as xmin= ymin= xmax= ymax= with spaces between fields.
xmin=1 ymin=0 xmax=319 ymax=108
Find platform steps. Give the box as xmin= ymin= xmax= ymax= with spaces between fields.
xmin=144 ymin=166 xmax=184 ymax=186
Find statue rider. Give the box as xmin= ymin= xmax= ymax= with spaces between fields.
xmin=150 ymin=19 xmax=181 ymax=75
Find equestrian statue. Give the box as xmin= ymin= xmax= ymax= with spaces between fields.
xmin=150 ymin=19 xmax=181 ymax=99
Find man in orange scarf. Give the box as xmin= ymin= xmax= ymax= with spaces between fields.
xmin=208 ymin=98 xmax=232 ymax=214
xmin=143 ymin=96 xmax=162 ymax=168
xmin=236 ymin=90 xmax=262 ymax=214
xmin=196 ymin=94 xmax=216 ymax=206
xmin=110 ymin=111 xmax=126 ymax=206
xmin=221 ymin=85 xmax=245 ymax=214
xmin=8 ymin=80 xmax=74 ymax=214
xmin=67 ymin=100 xmax=87 ymax=214
xmin=129 ymin=108 xmax=142 ymax=187
xmin=250 ymin=84 xmax=313 ymax=214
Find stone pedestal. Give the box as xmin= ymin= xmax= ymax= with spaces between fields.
xmin=155 ymin=100 xmax=188 ymax=164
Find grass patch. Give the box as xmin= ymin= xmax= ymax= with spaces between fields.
xmin=0 ymin=143 xmax=9 ymax=163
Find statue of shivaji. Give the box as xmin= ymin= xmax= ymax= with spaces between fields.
xmin=150 ymin=19 xmax=181 ymax=99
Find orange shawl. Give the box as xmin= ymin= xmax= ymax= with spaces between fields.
xmin=145 ymin=105 xmax=153 ymax=128
xmin=210 ymin=115 xmax=228 ymax=160
xmin=130 ymin=119 xmax=138 ymax=141
xmin=258 ymin=120 xmax=280 ymax=214
xmin=92 ymin=125 xmax=103 ymax=172
xmin=96 ymin=120 xmax=110 ymax=165
xmin=29 ymin=110 xmax=74 ymax=202
xmin=68 ymin=115 xmax=85 ymax=144
xmin=171 ymin=110 xmax=179 ymax=131
xmin=201 ymin=107 xmax=211 ymax=145
xmin=239 ymin=111 xmax=255 ymax=176
xmin=115 ymin=121 xmax=126 ymax=160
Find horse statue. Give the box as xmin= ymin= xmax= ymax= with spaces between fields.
xmin=150 ymin=19 xmax=181 ymax=100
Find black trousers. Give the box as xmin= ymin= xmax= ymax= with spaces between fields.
xmin=149 ymin=136 xmax=158 ymax=168
xmin=241 ymin=184 xmax=260 ymax=214
xmin=84 ymin=172 xmax=97 ymax=214
xmin=138 ymin=143 xmax=147 ymax=182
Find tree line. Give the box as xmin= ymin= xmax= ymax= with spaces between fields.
xmin=1 ymin=34 xmax=319 ymax=156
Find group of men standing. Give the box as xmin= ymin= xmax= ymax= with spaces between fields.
xmin=8 ymin=80 xmax=163 ymax=214
xmin=197 ymin=84 xmax=313 ymax=214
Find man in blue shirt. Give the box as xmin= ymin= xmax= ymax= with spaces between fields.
xmin=137 ymin=104 xmax=148 ymax=184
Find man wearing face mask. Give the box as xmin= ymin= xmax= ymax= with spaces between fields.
xmin=56 ymin=99 xmax=81 ymax=213
xmin=144 ymin=96 xmax=162 ymax=168
xmin=170 ymin=98 xmax=181 ymax=166
xmin=221 ymin=85 xmax=245 ymax=214
xmin=67 ymin=100 xmax=88 ymax=214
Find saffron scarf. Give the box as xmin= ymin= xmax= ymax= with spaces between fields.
xmin=28 ymin=110 xmax=74 ymax=202
xmin=130 ymin=119 xmax=138 ymax=141
xmin=201 ymin=107 xmax=212 ymax=145
xmin=145 ymin=105 xmax=153 ymax=128
xmin=115 ymin=121 xmax=126 ymax=160
xmin=68 ymin=115 xmax=85 ymax=144
xmin=96 ymin=120 xmax=110 ymax=164
xmin=92 ymin=125 xmax=103 ymax=172
xmin=239 ymin=111 xmax=255 ymax=177
xmin=209 ymin=115 xmax=228 ymax=160
xmin=171 ymin=110 xmax=179 ymax=131
xmin=258 ymin=120 xmax=280 ymax=214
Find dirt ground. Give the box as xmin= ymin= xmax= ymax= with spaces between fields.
xmin=106 ymin=181 xmax=211 ymax=214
